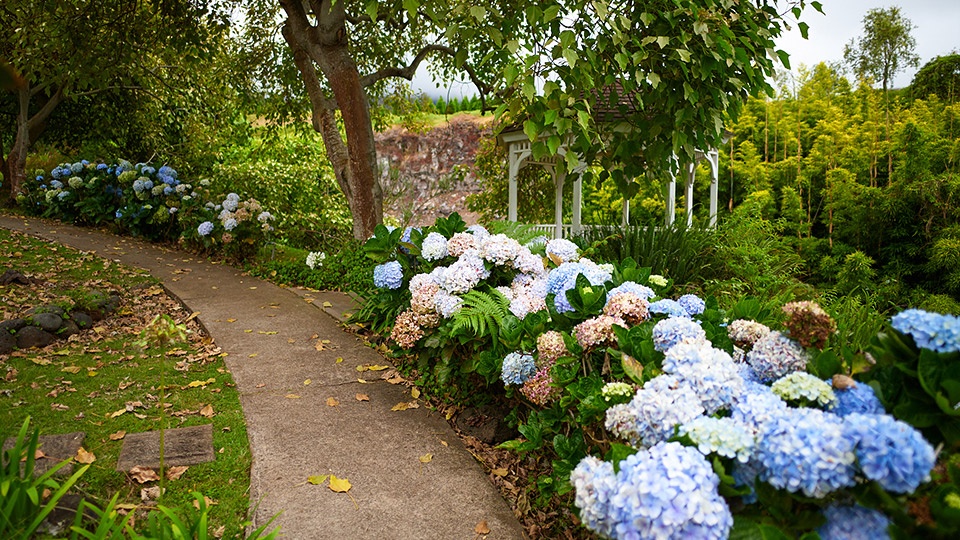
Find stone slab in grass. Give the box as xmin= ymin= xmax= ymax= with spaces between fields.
xmin=2 ymin=431 xmax=85 ymax=477
xmin=116 ymin=424 xmax=214 ymax=471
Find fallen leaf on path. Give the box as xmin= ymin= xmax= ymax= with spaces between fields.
xmin=199 ymin=404 xmax=214 ymax=418
xmin=226 ymin=318 xmax=237 ymax=323
xmin=109 ymin=430 xmax=126 ymax=441
xmin=357 ymin=378 xmax=368 ymax=383
xmin=355 ymin=393 xmax=369 ymax=402
xmin=386 ymin=376 xmax=405 ymax=385
xmin=166 ymin=466 xmax=189 ymax=480
xmin=328 ymin=475 xmax=351 ymax=493
xmin=356 ymin=364 xmax=389 ymax=372
xmin=419 ymin=453 xmax=433 ymax=464
xmin=391 ymin=401 xmax=419 ymax=411
xmin=335 ymin=357 xmax=343 ymax=364
xmin=307 ymin=475 xmax=329 ymax=485
xmin=248 ymin=353 xmax=258 ymax=358
xmin=186 ymin=312 xmax=200 ymax=322
xmin=326 ymin=397 xmax=339 ymax=407
xmin=256 ymin=383 xmax=266 ymax=388
xmin=314 ymin=339 xmax=332 ymax=351
xmin=286 ymin=394 xmax=300 ymax=399
xmin=322 ymin=301 xmax=333 ymax=308
xmin=244 ymin=329 xmax=252 ymax=333
xmin=411 ymin=388 xmax=421 ymax=399
xmin=475 ymin=520 xmax=491 ymax=535
xmin=303 ymin=379 xmax=311 ymax=386
xmin=258 ymin=331 xmax=278 ymax=335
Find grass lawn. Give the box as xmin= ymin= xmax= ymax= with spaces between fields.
xmin=0 ymin=228 xmax=254 ymax=538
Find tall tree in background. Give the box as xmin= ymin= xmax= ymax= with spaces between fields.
xmin=843 ymin=6 xmax=918 ymax=178
xmin=842 ymin=6 xmax=919 ymax=94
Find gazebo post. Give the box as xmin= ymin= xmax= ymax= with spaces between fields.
xmin=665 ymin=169 xmax=676 ymax=226
xmin=685 ymin=162 xmax=696 ymax=227
xmin=709 ymin=149 xmax=719 ymax=228
xmin=622 ymin=198 xmax=630 ymax=227
xmin=552 ymin=167 xmax=566 ymax=239
xmin=508 ymin=153 xmax=520 ymax=222
xmin=572 ymin=173 xmax=582 ymax=235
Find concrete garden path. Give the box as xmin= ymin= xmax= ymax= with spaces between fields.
xmin=0 ymin=215 xmax=526 ymax=540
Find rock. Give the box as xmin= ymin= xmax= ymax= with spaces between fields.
xmin=31 ymin=312 xmax=63 ymax=333
xmin=454 ymin=403 xmax=519 ymax=445
xmin=15 ymin=326 xmax=56 ymax=349
xmin=69 ymin=311 xmax=93 ymax=330
xmin=0 ymin=318 xmax=27 ymax=332
xmin=0 ymin=269 xmax=32 ymax=285
xmin=25 ymin=305 xmax=66 ymax=317
xmin=0 ymin=331 xmax=15 ymax=354
xmin=58 ymin=320 xmax=80 ymax=338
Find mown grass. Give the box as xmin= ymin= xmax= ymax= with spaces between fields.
xmin=0 ymin=228 xmax=253 ymax=538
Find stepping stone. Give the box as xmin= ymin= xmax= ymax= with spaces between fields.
xmin=116 ymin=424 xmax=214 ymax=471
xmin=2 ymin=431 xmax=85 ymax=477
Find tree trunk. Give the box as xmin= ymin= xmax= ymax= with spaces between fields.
xmin=280 ymin=0 xmax=383 ymax=240
xmin=2 ymin=84 xmax=64 ymax=205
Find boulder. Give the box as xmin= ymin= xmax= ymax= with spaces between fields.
xmin=16 ymin=326 xmax=56 ymax=349
xmin=58 ymin=320 xmax=80 ymax=338
xmin=31 ymin=313 xmax=63 ymax=333
xmin=0 ymin=318 xmax=27 ymax=333
xmin=25 ymin=305 xmax=66 ymax=317
xmin=0 ymin=331 xmax=15 ymax=354
xmin=0 ymin=269 xmax=32 ymax=285
xmin=68 ymin=311 xmax=93 ymax=330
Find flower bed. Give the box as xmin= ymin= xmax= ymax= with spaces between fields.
xmin=356 ymin=213 xmax=960 ymax=539
xmin=17 ymin=160 xmax=275 ymax=260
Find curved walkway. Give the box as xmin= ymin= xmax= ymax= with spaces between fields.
xmin=0 ymin=215 xmax=525 ymax=540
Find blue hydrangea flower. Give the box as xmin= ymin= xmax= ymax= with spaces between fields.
xmin=96 ymin=163 xmax=108 ymax=171
xmin=677 ymin=294 xmax=706 ymax=316
xmin=433 ymin=291 xmax=463 ymax=318
xmin=757 ymin=408 xmax=856 ymax=498
xmin=35 ymin=175 xmax=44 ymax=182
xmin=730 ymin=381 xmax=789 ymax=434
xmin=891 ymin=309 xmax=960 ymax=353
xmin=570 ymin=456 xmax=617 ymax=539
xmin=222 ymin=197 xmax=238 ymax=212
xmin=115 ymin=210 xmax=122 ymax=219
xmin=607 ymin=281 xmax=656 ymax=301
xmin=546 ymin=260 xmax=612 ymax=313
xmin=50 ymin=180 xmax=64 ymax=190
xmin=845 ymin=413 xmax=935 ymax=493
xmin=163 ymin=186 xmax=174 ymax=195
xmin=421 ymin=232 xmax=449 ymax=261
xmin=745 ymin=330 xmax=809 ymax=383
xmin=441 ymin=252 xmax=487 ymax=294
xmin=665 ymin=343 xmax=745 ymax=415
xmin=680 ymin=416 xmax=755 ymax=463
xmin=828 ymin=380 xmax=885 ymax=417
xmin=648 ymin=298 xmax=689 ymax=318
xmin=51 ymin=167 xmax=63 ymax=179
xmin=197 ymin=221 xmax=215 ymax=237
xmin=257 ymin=211 xmax=273 ymax=222
xmin=373 ymin=261 xmax=404 ymax=289
xmin=501 ymin=352 xmax=536 ymax=385
xmin=652 ymin=316 xmax=706 ymax=352
xmin=57 ymin=191 xmax=70 ymax=200
xmin=158 ymin=165 xmax=177 ymax=179
xmin=818 ymin=504 xmax=891 ymax=540
xmin=603 ymin=442 xmax=732 ymax=540
xmin=605 ymin=376 xmax=704 ymax=447
xmin=545 ymin=238 xmax=580 ymax=263
xmin=223 ymin=218 xmax=238 ymax=231
xmin=466 ymin=224 xmax=489 ymax=239
xmin=70 ymin=162 xmax=83 ymax=173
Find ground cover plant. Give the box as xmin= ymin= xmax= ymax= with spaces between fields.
xmin=0 ymin=229 xmax=256 ymax=538
xmin=353 ymin=214 xmax=960 ymax=539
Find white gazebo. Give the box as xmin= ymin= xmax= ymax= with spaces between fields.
xmin=498 ymin=127 xmax=725 ymax=238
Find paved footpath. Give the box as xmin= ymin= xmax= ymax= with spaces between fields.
xmin=0 ymin=215 xmax=526 ymax=540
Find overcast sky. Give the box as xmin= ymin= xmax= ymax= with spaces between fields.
xmin=412 ymin=1 xmax=960 ymax=98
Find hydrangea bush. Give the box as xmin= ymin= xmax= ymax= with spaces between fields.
xmin=17 ymin=160 xmax=274 ymax=259
xmin=356 ymin=213 xmax=960 ymax=539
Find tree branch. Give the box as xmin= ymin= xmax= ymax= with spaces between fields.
xmin=359 ymin=44 xmax=493 ymax=105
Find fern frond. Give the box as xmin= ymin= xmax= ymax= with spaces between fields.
xmin=451 ymin=289 xmax=511 ymax=339
xmin=486 ymin=221 xmax=544 ymax=245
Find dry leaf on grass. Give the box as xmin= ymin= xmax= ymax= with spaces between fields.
xmin=193 ymin=496 xmax=217 ymax=509
xmin=129 ymin=466 xmax=160 ymax=484
xmin=109 ymin=430 xmax=126 ymax=441
xmin=491 ymin=468 xmax=508 ymax=477
xmin=166 ymin=466 xmax=189 ymax=480
xmin=141 ymin=486 xmax=163 ymax=501
xmin=199 ymin=404 xmax=214 ymax=418
xmin=75 ymin=447 xmax=96 ymax=464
